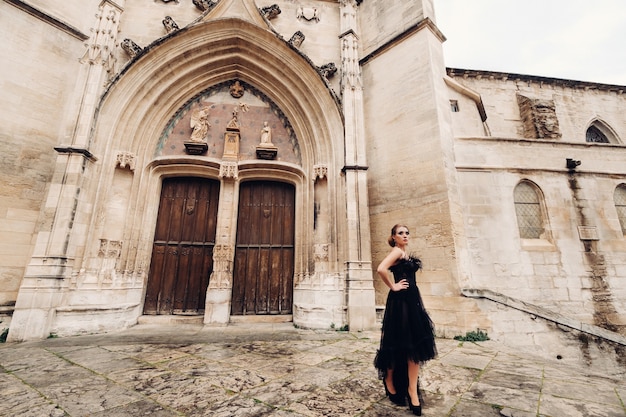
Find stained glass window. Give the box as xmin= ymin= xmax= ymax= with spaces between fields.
xmin=514 ymin=181 xmax=545 ymax=239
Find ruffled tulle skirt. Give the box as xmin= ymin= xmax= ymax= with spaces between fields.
xmin=374 ymin=285 xmax=437 ymax=385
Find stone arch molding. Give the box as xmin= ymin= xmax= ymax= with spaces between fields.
xmin=95 ymin=18 xmax=342 ymax=163
xmin=80 ymin=17 xmax=346 ymax=327
xmin=585 ymin=117 xmax=621 ymax=144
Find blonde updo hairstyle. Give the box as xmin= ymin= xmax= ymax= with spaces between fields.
xmin=387 ymin=224 xmax=409 ymax=247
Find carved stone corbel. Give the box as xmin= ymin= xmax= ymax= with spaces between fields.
xmin=116 ymin=152 xmax=136 ymax=171
xmin=318 ymin=63 xmax=337 ymax=80
xmin=219 ymin=161 xmax=238 ymax=179
xmin=162 ymin=16 xmax=179 ymax=33
xmin=121 ymin=38 xmax=143 ymax=59
xmin=313 ymin=164 xmax=328 ymax=181
xmin=289 ymin=31 xmax=305 ymax=48
xmin=261 ymin=4 xmax=281 ymax=20
xmin=193 ymin=0 xmax=218 ymax=12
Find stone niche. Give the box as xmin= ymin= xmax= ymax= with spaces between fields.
xmin=157 ymin=80 xmax=301 ymax=164
xmin=516 ymin=94 xmax=562 ymax=139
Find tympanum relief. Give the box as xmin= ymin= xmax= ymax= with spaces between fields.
xmin=158 ymin=80 xmax=300 ymax=164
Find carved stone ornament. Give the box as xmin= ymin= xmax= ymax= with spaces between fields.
xmin=229 ymin=80 xmax=245 ymax=98
xmin=98 ymin=239 xmax=122 ymax=258
xmin=193 ymin=0 xmax=218 ymax=12
xmin=213 ymin=244 xmax=234 ymax=261
xmin=296 ymin=7 xmax=319 ymax=22
xmin=517 ymin=94 xmax=562 ymax=139
xmin=121 ymin=38 xmax=143 ymax=59
xmin=115 ymin=152 xmax=136 ymax=171
xmin=314 ymin=244 xmax=329 ymax=262
xmin=261 ymin=4 xmax=281 ymax=20
xmin=318 ymin=62 xmax=337 ymax=80
xmin=313 ymin=164 xmax=328 ymax=180
xmin=219 ymin=161 xmax=238 ymax=179
xmin=209 ymin=244 xmax=234 ymax=289
xmin=289 ymin=31 xmax=305 ymax=48
xmin=162 ymin=16 xmax=179 ymax=33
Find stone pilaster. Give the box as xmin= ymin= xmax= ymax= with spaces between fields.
xmin=340 ymin=0 xmax=376 ymax=331
xmin=9 ymin=1 xmax=125 ymax=342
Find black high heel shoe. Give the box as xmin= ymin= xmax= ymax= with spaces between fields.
xmin=407 ymin=392 xmax=422 ymax=416
xmin=383 ymin=379 xmax=406 ymax=406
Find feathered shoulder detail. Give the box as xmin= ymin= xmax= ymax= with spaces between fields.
xmin=406 ymin=255 xmax=422 ymax=270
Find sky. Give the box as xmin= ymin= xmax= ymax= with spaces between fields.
xmin=435 ymin=0 xmax=626 ymax=85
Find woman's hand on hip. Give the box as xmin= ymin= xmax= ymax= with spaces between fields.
xmin=390 ymin=279 xmax=408 ymax=292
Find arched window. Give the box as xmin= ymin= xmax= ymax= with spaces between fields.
xmin=514 ymin=181 xmax=547 ymax=239
xmin=586 ymin=125 xmax=609 ymax=143
xmin=614 ymin=185 xmax=626 ymax=235
xmin=585 ymin=120 xmax=620 ymax=144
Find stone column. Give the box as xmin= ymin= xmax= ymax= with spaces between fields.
xmin=340 ymin=0 xmax=376 ymax=331
xmin=204 ymin=162 xmax=239 ymax=324
xmin=9 ymin=0 xmax=125 ymax=341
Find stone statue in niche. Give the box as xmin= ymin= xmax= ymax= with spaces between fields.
xmin=185 ymin=105 xmax=211 ymax=154
xmin=517 ymin=94 xmax=562 ymax=139
xmin=230 ymin=80 xmax=245 ymax=98
xmin=162 ymin=16 xmax=179 ymax=33
xmin=121 ymin=39 xmax=143 ymax=59
xmin=190 ymin=106 xmax=211 ymax=142
xmin=289 ymin=31 xmax=305 ymax=48
xmin=296 ymin=7 xmax=319 ymax=22
xmin=260 ymin=122 xmax=273 ymax=146
xmin=256 ymin=121 xmax=278 ymax=160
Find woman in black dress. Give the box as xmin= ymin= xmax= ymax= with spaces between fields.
xmin=374 ymin=224 xmax=437 ymax=416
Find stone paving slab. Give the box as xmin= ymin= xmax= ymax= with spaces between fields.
xmin=0 ymin=323 xmax=625 ymax=416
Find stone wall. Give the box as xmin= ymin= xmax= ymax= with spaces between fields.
xmin=0 ymin=1 xmax=91 ymax=313
xmin=448 ymin=71 xmax=626 ymax=337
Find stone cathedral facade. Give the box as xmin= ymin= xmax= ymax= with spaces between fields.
xmin=1 ymin=0 xmax=625 ymax=369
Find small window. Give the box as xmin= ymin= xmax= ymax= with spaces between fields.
xmin=615 ymin=185 xmax=626 ymax=234
xmin=450 ymin=100 xmax=459 ymax=112
xmin=514 ymin=181 xmax=546 ymax=239
xmin=586 ymin=126 xmax=609 ymax=143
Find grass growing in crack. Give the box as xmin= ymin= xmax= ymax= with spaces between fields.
xmin=453 ymin=329 xmax=489 ymax=342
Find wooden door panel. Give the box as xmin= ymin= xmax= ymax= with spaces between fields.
xmin=144 ymin=178 xmax=219 ymax=315
xmin=243 ymin=247 xmax=259 ymax=314
xmin=144 ymin=244 xmax=165 ymax=314
xmin=173 ymin=245 xmax=191 ymax=312
xmin=232 ymin=181 xmax=294 ymax=316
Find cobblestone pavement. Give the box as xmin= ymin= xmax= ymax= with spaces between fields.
xmin=0 ymin=323 xmax=625 ymax=417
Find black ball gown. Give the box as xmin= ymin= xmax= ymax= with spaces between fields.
xmin=374 ymin=256 xmax=437 ymax=397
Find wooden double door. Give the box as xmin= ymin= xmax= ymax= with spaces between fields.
xmin=231 ymin=181 xmax=295 ymax=316
xmin=144 ymin=177 xmax=219 ymax=315
xmin=144 ymin=178 xmax=295 ymax=317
